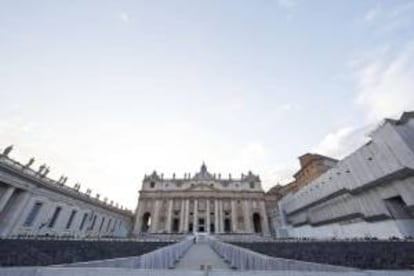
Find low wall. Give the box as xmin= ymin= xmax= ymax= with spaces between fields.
xmin=0 ymin=238 xmax=172 ymax=267
xmin=232 ymin=241 xmax=414 ymax=270
xmin=62 ymin=237 xmax=193 ymax=269
xmin=210 ymin=239 xmax=354 ymax=272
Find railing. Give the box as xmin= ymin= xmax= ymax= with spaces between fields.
xmin=1 ymin=235 xmax=184 ymax=242
xmin=208 ymin=238 xmax=356 ymax=272
xmin=61 ymin=236 xmax=193 ymax=269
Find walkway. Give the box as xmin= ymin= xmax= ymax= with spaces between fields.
xmin=175 ymin=241 xmax=231 ymax=271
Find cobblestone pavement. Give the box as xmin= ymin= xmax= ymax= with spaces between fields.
xmin=175 ymin=242 xmax=231 ymax=271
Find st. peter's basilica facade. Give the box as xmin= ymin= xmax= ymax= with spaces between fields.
xmin=133 ymin=163 xmax=270 ymax=236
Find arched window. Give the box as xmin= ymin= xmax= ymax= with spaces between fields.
xmin=141 ymin=212 xmax=151 ymax=232
xmin=253 ymin=213 xmax=262 ymax=233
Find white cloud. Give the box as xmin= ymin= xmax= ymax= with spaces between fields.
xmin=364 ymin=5 xmax=382 ymax=24
xmin=314 ymin=42 xmax=414 ymax=162
xmin=279 ymin=103 xmax=293 ymax=111
xmin=353 ymin=41 xmax=414 ymax=121
xmin=277 ymin=0 xmax=297 ymax=10
xmin=239 ymin=142 xmax=266 ymax=167
xmin=389 ymin=1 xmax=414 ymax=18
xmin=277 ymin=0 xmax=297 ymax=20
xmin=120 ymin=12 xmax=129 ymax=23
xmin=313 ymin=125 xmax=372 ymax=160
xmin=276 ymin=103 xmax=301 ymax=112
xmin=310 ymin=13 xmax=414 ymax=181
xmin=214 ymin=98 xmax=244 ymax=113
xmin=364 ymin=2 xmax=414 ymax=34
xmin=262 ymin=165 xmax=296 ymax=187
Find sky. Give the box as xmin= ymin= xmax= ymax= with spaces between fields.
xmin=1 ymin=0 xmax=414 ymax=210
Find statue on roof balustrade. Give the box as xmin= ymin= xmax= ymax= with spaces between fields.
xmin=24 ymin=157 xmax=35 ymax=169
xmin=2 ymin=145 xmax=13 ymax=157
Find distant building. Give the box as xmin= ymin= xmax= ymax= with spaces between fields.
xmin=0 ymin=155 xmax=132 ymax=238
xmin=291 ymin=153 xmax=338 ymax=193
xmin=266 ymin=153 xmax=337 ymax=236
xmin=132 ymin=163 xmax=270 ymax=236
xmin=278 ymin=111 xmax=414 ymax=239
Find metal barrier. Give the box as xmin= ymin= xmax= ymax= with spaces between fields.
xmin=208 ymin=238 xmax=357 ymax=272
xmin=0 ymin=267 xmax=413 ymax=276
xmin=61 ymin=236 xmax=193 ymax=269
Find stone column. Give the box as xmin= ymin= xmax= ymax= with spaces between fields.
xmin=218 ymin=200 xmax=223 ymax=233
xmin=166 ymin=199 xmax=173 ymax=233
xmin=0 ymin=190 xmax=31 ymax=237
xmin=206 ymin=199 xmax=210 ymax=233
xmin=184 ymin=199 xmax=190 ymax=233
xmin=214 ymin=199 xmax=219 ymax=234
xmin=151 ymin=199 xmax=161 ymax=233
xmin=133 ymin=199 xmax=144 ymax=235
xmin=193 ymin=199 xmax=198 ymax=233
xmin=231 ymin=200 xmax=237 ymax=233
xmin=260 ymin=201 xmax=270 ymax=236
xmin=0 ymin=186 xmax=16 ymax=213
xmin=179 ymin=199 xmax=185 ymax=233
xmin=243 ymin=199 xmax=252 ymax=233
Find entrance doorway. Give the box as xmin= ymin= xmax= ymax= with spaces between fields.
xmin=253 ymin=213 xmax=262 ymax=233
xmin=141 ymin=212 xmax=151 ymax=232
xmin=172 ymin=218 xmax=180 ymax=232
xmin=198 ymin=218 xmax=205 ymax=232
xmin=210 ymin=223 xmax=215 ymax=233
xmin=224 ymin=218 xmax=231 ymax=233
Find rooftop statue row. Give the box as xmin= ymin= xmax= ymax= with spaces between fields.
xmin=143 ymin=162 xmax=260 ymax=182
xmin=0 ymin=145 xmax=131 ymax=213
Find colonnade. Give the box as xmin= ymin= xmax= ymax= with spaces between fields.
xmin=138 ymin=197 xmax=270 ymax=235
xmin=0 ymin=186 xmax=16 ymax=213
xmin=0 ymin=185 xmax=32 ymax=237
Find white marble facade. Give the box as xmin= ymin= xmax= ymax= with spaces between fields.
xmin=133 ymin=163 xmax=270 ymax=236
xmin=0 ymin=156 xmax=132 ymax=238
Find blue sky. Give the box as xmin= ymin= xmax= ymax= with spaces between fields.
xmin=1 ymin=0 xmax=414 ymax=209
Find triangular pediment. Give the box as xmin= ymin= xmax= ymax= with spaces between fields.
xmin=183 ymin=183 xmax=220 ymax=192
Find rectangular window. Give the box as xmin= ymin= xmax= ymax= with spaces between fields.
xmin=79 ymin=213 xmax=88 ymax=230
xmin=106 ymin=218 xmax=112 ymax=232
xmin=112 ymin=219 xmax=117 ymax=232
xmin=24 ymin=202 xmax=43 ymax=227
xmin=66 ymin=210 xmax=77 ymax=229
xmin=48 ymin=207 xmax=62 ymax=228
xmin=90 ymin=215 xmax=97 ymax=230
xmin=99 ymin=217 xmax=105 ymax=231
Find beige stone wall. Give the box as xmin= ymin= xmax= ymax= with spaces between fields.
xmin=293 ymin=153 xmax=338 ymax=192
